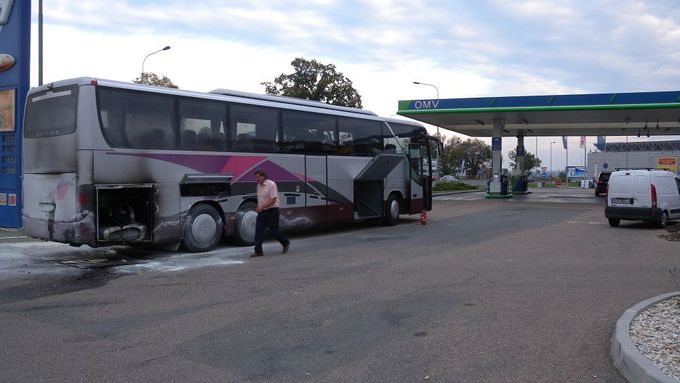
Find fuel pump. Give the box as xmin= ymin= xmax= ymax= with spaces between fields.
xmin=499 ymin=169 xmax=510 ymax=195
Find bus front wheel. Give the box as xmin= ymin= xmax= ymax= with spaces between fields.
xmin=183 ymin=204 xmax=223 ymax=253
xmin=234 ymin=202 xmax=258 ymax=245
xmin=382 ymin=194 xmax=400 ymax=226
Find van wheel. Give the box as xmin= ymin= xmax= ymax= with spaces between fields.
xmin=382 ymin=194 xmax=400 ymax=226
xmin=183 ymin=204 xmax=223 ymax=253
xmin=659 ymin=211 xmax=669 ymax=228
xmin=608 ymin=218 xmax=620 ymax=227
xmin=234 ymin=202 xmax=258 ymax=245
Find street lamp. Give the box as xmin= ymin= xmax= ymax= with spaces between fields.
xmin=141 ymin=45 xmax=171 ymax=84
xmin=550 ymin=141 xmax=556 ymax=175
xmin=413 ymin=81 xmax=440 ymax=135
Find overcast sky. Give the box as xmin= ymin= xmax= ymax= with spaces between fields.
xmin=28 ymin=0 xmax=680 ymax=170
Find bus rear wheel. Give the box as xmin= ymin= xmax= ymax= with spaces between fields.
xmin=183 ymin=204 xmax=223 ymax=253
xmin=234 ymin=202 xmax=258 ymax=245
xmin=382 ymin=194 xmax=400 ymax=226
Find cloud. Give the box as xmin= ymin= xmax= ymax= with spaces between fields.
xmin=28 ymin=0 xmax=680 ymax=168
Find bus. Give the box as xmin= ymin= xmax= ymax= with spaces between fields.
xmin=22 ymin=78 xmax=439 ymax=252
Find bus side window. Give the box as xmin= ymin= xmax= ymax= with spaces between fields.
xmin=338 ymin=118 xmax=381 ymax=156
xmin=282 ymin=111 xmax=335 ymax=154
xmin=98 ymin=88 xmax=131 ymax=148
xmin=230 ymin=104 xmax=279 ymax=153
xmin=179 ymin=98 xmax=227 ymax=152
xmin=113 ymin=91 xmax=176 ymax=150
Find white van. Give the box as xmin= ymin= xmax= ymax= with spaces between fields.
xmin=605 ymin=170 xmax=680 ymax=227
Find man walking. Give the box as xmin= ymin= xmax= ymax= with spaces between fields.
xmin=252 ymin=169 xmax=290 ymax=257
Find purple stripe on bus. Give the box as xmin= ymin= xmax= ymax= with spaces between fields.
xmin=107 ymin=152 xmax=304 ymax=182
xmin=237 ymin=160 xmax=304 ymax=182
xmin=108 ymin=152 xmax=232 ymax=173
xmin=221 ymin=156 xmax=267 ymax=178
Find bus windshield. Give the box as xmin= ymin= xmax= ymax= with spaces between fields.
xmin=24 ymin=86 xmax=79 ymax=138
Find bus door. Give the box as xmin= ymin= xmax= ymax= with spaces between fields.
xmin=407 ymin=142 xmax=433 ymax=213
xmin=305 ymin=155 xmax=328 ymax=225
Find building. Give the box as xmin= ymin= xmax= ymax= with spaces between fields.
xmin=587 ymin=140 xmax=680 ymax=177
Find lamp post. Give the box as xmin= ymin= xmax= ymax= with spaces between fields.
xmin=141 ymin=46 xmax=171 ymax=84
xmin=39 ymin=0 xmax=43 ymax=86
xmin=550 ymin=141 xmax=556 ymax=176
xmin=413 ymin=81 xmax=440 ymax=135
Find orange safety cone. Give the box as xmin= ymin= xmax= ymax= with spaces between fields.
xmin=421 ymin=209 xmax=427 ymax=225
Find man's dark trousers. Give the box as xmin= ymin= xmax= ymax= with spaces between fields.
xmin=254 ymin=208 xmax=289 ymax=254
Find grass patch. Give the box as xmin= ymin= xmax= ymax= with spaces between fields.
xmin=433 ymin=181 xmax=480 ymax=192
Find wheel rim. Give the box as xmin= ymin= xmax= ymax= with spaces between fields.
xmin=192 ymin=213 xmax=217 ymax=245
xmin=239 ymin=210 xmax=258 ymax=242
xmin=390 ymin=199 xmax=399 ymax=220
xmin=662 ymin=213 xmax=668 ymax=227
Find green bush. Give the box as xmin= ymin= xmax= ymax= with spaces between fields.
xmin=433 ymin=181 xmax=479 ymax=191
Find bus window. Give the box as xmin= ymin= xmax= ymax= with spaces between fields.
xmin=98 ymin=88 xmax=176 ymax=150
xmin=384 ymin=122 xmax=426 ymax=153
xmin=338 ymin=118 xmax=382 ymax=156
xmin=179 ymin=98 xmax=227 ymax=151
xmin=25 ymin=86 xmax=79 ymax=138
xmin=282 ymin=111 xmax=336 ymax=154
xmin=230 ymin=104 xmax=279 ymax=153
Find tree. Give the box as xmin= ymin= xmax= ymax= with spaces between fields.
xmin=508 ymin=150 xmax=542 ymax=172
xmin=460 ymin=139 xmax=492 ymax=178
xmin=439 ymin=135 xmax=465 ymax=175
xmin=134 ymin=72 xmax=179 ymax=88
xmin=262 ymin=58 xmax=362 ymax=108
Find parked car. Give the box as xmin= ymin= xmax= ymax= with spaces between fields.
xmin=440 ymin=175 xmax=458 ymax=182
xmin=605 ymin=169 xmax=680 ymax=227
xmin=594 ymin=171 xmax=612 ymax=196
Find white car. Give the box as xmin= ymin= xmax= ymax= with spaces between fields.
xmin=440 ymin=175 xmax=458 ymax=182
xmin=605 ymin=169 xmax=680 ymax=227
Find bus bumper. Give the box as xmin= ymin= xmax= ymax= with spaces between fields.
xmin=22 ymin=212 xmax=96 ymax=246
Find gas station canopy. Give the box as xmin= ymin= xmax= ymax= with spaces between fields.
xmin=398 ymin=91 xmax=680 ymax=137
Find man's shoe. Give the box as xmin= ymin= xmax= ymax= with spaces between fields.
xmin=282 ymin=243 xmax=290 ymax=254
xmin=250 ymin=252 xmax=264 ymax=257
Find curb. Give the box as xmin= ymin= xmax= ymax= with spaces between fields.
xmin=611 ymin=292 xmax=680 ymax=383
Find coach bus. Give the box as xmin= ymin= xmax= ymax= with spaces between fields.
xmin=22 ymin=78 xmax=438 ymax=252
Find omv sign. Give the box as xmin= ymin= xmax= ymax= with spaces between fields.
xmin=413 ymin=100 xmax=440 ymax=109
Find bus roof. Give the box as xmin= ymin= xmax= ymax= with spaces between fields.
xmin=210 ymin=88 xmax=377 ymax=116
xmin=31 ymin=77 xmax=385 ymax=120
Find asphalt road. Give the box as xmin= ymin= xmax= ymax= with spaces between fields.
xmin=1 ymin=188 xmax=678 ymax=382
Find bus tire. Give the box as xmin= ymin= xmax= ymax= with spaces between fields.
xmin=183 ymin=204 xmax=223 ymax=253
xmin=382 ymin=193 xmax=400 ymax=226
xmin=234 ymin=201 xmax=258 ymax=246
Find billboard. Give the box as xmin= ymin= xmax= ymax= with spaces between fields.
xmin=0 ymin=0 xmax=29 ymax=228
xmin=656 ymin=157 xmax=678 ymax=174
xmin=566 ymin=167 xmax=586 ymax=178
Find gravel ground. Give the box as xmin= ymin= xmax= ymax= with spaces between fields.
xmin=630 ymin=295 xmax=680 ymax=380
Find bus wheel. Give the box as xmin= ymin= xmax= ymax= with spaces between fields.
xmin=183 ymin=204 xmax=223 ymax=253
xmin=234 ymin=202 xmax=258 ymax=245
xmin=382 ymin=194 xmax=400 ymax=226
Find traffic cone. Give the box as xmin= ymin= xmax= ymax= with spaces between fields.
xmin=421 ymin=209 xmax=427 ymax=225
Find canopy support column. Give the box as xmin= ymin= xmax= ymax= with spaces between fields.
xmin=487 ymin=120 xmax=511 ymax=197
xmin=512 ymin=132 xmax=529 ymax=193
